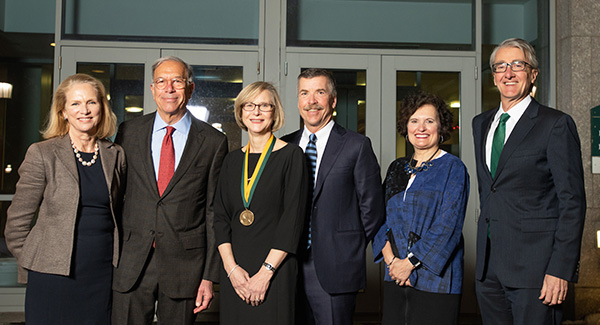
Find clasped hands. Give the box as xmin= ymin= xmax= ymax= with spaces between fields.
xmin=389 ymin=257 xmax=415 ymax=287
xmin=228 ymin=265 xmax=273 ymax=307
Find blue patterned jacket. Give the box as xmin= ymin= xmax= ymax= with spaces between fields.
xmin=373 ymin=152 xmax=469 ymax=294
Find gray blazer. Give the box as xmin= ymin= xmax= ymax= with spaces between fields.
xmin=112 ymin=112 xmax=228 ymax=299
xmin=5 ymin=135 xmax=126 ymax=283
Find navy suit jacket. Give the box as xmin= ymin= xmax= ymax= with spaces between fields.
xmin=472 ymin=99 xmax=585 ymax=288
xmin=282 ymin=123 xmax=385 ymax=294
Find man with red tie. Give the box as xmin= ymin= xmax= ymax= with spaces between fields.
xmin=112 ymin=56 xmax=228 ymax=324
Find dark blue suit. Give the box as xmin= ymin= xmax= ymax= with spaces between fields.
xmin=472 ymin=99 xmax=585 ymax=324
xmin=282 ymin=123 xmax=385 ymax=323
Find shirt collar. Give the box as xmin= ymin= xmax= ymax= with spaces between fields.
xmin=495 ymin=95 xmax=531 ymax=122
xmin=153 ymin=110 xmax=191 ymax=135
xmin=302 ymin=119 xmax=335 ymax=140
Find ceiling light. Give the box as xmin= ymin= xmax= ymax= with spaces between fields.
xmin=125 ymin=107 xmax=143 ymax=113
xmin=0 ymin=82 xmax=13 ymax=99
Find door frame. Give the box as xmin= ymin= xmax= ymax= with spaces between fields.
xmin=381 ymin=54 xmax=479 ymax=314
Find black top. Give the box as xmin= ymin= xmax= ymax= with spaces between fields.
xmin=214 ymin=143 xmax=308 ymax=325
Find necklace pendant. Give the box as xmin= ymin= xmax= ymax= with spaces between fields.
xmin=240 ymin=209 xmax=255 ymax=226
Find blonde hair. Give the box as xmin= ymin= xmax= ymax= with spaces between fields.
xmin=42 ymin=73 xmax=117 ymax=139
xmin=234 ymin=82 xmax=285 ymax=132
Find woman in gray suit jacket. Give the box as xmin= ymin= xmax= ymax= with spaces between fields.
xmin=4 ymin=74 xmax=126 ymax=324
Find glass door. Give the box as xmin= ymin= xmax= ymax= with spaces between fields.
xmin=285 ymin=52 xmax=382 ymax=317
xmin=61 ymin=47 xmax=258 ymax=149
xmin=162 ymin=49 xmax=258 ymax=150
xmin=382 ymin=55 xmax=479 ymax=315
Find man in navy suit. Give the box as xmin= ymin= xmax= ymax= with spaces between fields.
xmin=282 ymin=68 xmax=385 ymax=324
xmin=472 ymin=38 xmax=585 ymax=324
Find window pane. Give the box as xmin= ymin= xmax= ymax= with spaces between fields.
xmin=288 ymin=0 xmax=474 ymax=50
xmin=77 ymin=63 xmax=145 ymax=125
xmin=62 ymin=0 xmax=259 ymax=45
xmin=299 ymin=69 xmax=366 ymax=135
xmin=0 ymin=37 xmax=54 ymax=286
xmin=482 ymin=0 xmax=550 ymax=111
xmin=189 ymin=66 xmax=244 ymax=150
xmin=395 ymin=71 xmax=461 ymax=158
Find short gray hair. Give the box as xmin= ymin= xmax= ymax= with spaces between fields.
xmin=152 ymin=56 xmax=194 ymax=84
xmin=490 ymin=38 xmax=539 ymax=70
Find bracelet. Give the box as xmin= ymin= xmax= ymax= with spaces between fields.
xmin=386 ymin=256 xmax=397 ymax=267
xmin=262 ymin=262 xmax=276 ymax=272
xmin=227 ymin=264 xmax=239 ymax=278
xmin=407 ymin=252 xmax=421 ymax=268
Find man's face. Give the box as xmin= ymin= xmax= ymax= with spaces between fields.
xmin=151 ymin=60 xmax=194 ymax=122
xmin=492 ymin=46 xmax=538 ymax=109
xmin=297 ymin=76 xmax=336 ymax=133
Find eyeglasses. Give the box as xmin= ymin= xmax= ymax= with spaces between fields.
xmin=153 ymin=77 xmax=188 ymax=90
xmin=243 ymin=102 xmax=274 ymax=112
xmin=491 ymin=61 xmax=531 ymax=73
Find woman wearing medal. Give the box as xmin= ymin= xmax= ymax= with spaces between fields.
xmin=372 ymin=91 xmax=469 ymax=324
xmin=214 ymin=81 xmax=308 ymax=324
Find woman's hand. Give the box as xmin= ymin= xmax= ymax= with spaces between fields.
xmin=247 ymin=267 xmax=274 ymax=306
xmin=228 ymin=265 xmax=251 ymax=301
xmin=389 ymin=258 xmax=414 ymax=286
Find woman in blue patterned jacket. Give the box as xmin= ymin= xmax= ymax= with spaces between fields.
xmin=373 ymin=91 xmax=469 ymax=324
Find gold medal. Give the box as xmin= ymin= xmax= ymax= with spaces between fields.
xmin=240 ymin=209 xmax=255 ymax=226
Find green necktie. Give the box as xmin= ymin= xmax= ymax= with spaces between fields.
xmin=490 ymin=113 xmax=510 ymax=178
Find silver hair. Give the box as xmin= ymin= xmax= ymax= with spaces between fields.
xmin=152 ymin=56 xmax=194 ymax=84
xmin=489 ymin=38 xmax=539 ymax=70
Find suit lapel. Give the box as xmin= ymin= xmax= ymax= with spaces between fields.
xmin=314 ymin=123 xmax=346 ymax=199
xmin=138 ymin=114 xmax=160 ymax=196
xmin=288 ymin=130 xmax=302 ymax=145
xmin=160 ymin=118 xmax=206 ymax=197
xmin=493 ymin=100 xmax=539 ymax=181
xmin=98 ymin=139 xmax=117 ymax=192
xmin=479 ymin=110 xmax=495 ymax=184
xmin=54 ymin=135 xmax=79 ymax=183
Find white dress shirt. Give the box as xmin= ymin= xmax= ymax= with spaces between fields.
xmin=298 ymin=120 xmax=335 ymax=187
xmin=485 ymin=95 xmax=531 ymax=172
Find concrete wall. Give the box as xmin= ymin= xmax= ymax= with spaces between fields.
xmin=556 ymin=0 xmax=600 ymax=320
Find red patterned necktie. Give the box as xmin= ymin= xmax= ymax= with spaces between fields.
xmin=157 ymin=126 xmax=175 ymax=196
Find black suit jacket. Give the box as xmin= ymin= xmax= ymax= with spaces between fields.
xmin=472 ymin=99 xmax=585 ymax=288
xmin=113 ymin=112 xmax=228 ymax=298
xmin=282 ymin=123 xmax=385 ymax=294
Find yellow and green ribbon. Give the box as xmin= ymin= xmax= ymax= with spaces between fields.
xmin=241 ymin=134 xmax=275 ymax=210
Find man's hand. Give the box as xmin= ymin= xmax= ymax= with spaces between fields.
xmin=194 ymin=279 xmax=214 ymax=313
xmin=539 ymin=274 xmax=568 ymax=306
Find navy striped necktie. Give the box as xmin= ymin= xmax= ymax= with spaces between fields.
xmin=306 ymin=134 xmax=318 ymax=187
xmin=305 ymin=133 xmax=317 ymax=248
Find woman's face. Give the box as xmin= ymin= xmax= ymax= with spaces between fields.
xmin=406 ymin=104 xmax=440 ymax=152
xmin=62 ymin=83 xmax=102 ymax=138
xmin=242 ymin=90 xmax=274 ymax=136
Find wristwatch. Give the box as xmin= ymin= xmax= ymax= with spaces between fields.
xmin=407 ymin=252 xmax=421 ymax=268
xmin=263 ymin=262 xmax=277 ymax=272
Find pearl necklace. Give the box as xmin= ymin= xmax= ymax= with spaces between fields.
xmin=71 ymin=141 xmax=99 ymax=167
